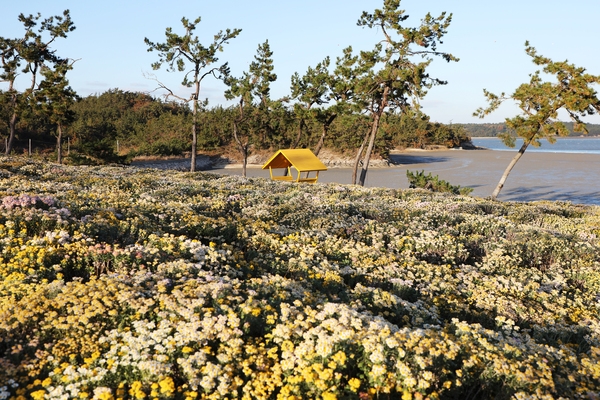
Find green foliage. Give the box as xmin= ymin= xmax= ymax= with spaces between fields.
xmin=407 ymin=169 xmax=473 ymax=195
xmin=326 ymin=113 xmax=372 ymax=153
xmin=2 ymin=86 xmax=468 ymax=160
xmin=145 ymin=16 xmax=241 ymax=171
xmin=225 ymin=40 xmax=279 ymax=174
xmin=0 ymin=10 xmax=75 ymax=154
xmin=134 ymin=138 xmax=189 ymax=157
xmin=37 ymin=61 xmax=78 ymax=128
xmin=385 ymin=109 xmax=470 ymax=149
xmin=345 ymin=0 xmax=459 ymax=185
xmin=475 ymin=42 xmax=600 ymax=199
xmin=68 ymin=90 xmax=190 ymax=162
xmin=36 ymin=59 xmax=79 ymax=163
xmin=476 ymin=43 xmax=600 ymax=144
xmin=145 ymin=17 xmax=241 ymax=88
xmin=1 ymin=4 xmax=467 ymax=164
xmin=289 ymin=56 xmax=348 ymax=153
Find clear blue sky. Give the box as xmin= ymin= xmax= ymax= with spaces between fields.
xmin=3 ymin=0 xmax=600 ymax=124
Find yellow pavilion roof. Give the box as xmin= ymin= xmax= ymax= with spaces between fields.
xmin=262 ymin=149 xmax=328 ymax=172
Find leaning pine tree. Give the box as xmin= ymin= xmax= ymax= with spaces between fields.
xmin=475 ymin=42 xmax=600 ymax=200
xmin=349 ymin=0 xmax=458 ymax=186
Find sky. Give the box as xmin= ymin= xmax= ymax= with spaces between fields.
xmin=2 ymin=0 xmax=600 ymax=124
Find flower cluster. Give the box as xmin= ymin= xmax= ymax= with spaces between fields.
xmin=0 ymin=156 xmax=599 ymax=399
xmin=1 ymin=194 xmax=56 ymax=210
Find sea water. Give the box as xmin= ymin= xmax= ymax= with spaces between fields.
xmin=471 ymin=137 xmax=600 ymax=154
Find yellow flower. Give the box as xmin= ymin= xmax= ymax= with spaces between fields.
xmin=31 ymin=390 xmax=46 ymax=400
xmin=331 ymin=351 xmax=347 ymax=366
xmin=182 ymin=346 xmax=194 ymax=354
xmin=321 ymin=392 xmax=337 ymax=400
xmin=129 ymin=381 xmax=146 ymax=399
xmin=281 ymin=340 xmax=294 ymax=352
xmin=96 ymin=392 xmax=114 ymax=400
xmin=159 ymin=377 xmax=175 ymax=395
xmin=267 ymin=346 xmax=279 ymax=359
xmin=348 ymin=378 xmax=361 ymax=392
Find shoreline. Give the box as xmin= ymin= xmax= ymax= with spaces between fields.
xmin=132 ymin=149 xmax=600 ymax=205
xmin=215 ymin=149 xmax=600 ymax=205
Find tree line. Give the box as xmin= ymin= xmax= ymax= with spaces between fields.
xmin=1 ymin=88 xmax=470 ymax=164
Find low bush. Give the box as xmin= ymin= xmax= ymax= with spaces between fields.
xmin=407 ymin=169 xmax=474 ymax=195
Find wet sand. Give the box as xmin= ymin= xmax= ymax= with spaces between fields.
xmin=210 ymin=149 xmax=600 ymax=205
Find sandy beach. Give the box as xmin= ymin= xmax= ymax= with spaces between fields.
xmin=208 ymin=149 xmax=600 ymax=205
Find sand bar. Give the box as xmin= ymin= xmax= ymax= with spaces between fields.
xmin=209 ymin=149 xmax=600 ymax=205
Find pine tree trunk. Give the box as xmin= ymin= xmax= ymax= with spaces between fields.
xmin=190 ymin=97 xmax=198 ymax=172
xmin=190 ymin=78 xmax=201 ymax=173
xmin=232 ymin=119 xmax=249 ymax=177
xmin=288 ymin=119 xmax=305 ymax=178
xmin=352 ymin=132 xmax=369 ymax=185
xmin=313 ymin=115 xmax=335 ymax=157
xmin=491 ymin=138 xmax=533 ymax=200
xmin=358 ymin=87 xmax=389 ymax=186
xmin=6 ymin=111 xmax=17 ymax=155
xmin=358 ymin=111 xmax=382 ymax=186
xmin=313 ymin=127 xmax=326 ymax=156
xmin=242 ymin=147 xmax=248 ymax=177
xmin=57 ymin=123 xmax=63 ymax=164
xmin=291 ymin=118 xmax=304 ymax=149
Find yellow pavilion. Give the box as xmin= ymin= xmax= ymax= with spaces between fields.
xmin=262 ymin=149 xmax=327 ymax=183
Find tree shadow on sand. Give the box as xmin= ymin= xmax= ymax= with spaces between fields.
xmin=388 ymin=154 xmax=449 ymax=165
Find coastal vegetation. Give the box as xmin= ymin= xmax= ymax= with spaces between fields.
xmin=1 ymin=89 xmax=471 ymax=166
xmin=2 ymin=2 xmax=600 ymax=398
xmin=474 ymin=42 xmax=600 ymax=200
xmin=145 ymin=16 xmax=241 ymax=172
xmin=406 ymin=170 xmax=473 ymax=196
xmin=0 ymin=157 xmax=599 ymax=399
xmin=1 ymin=2 xmax=468 ymax=180
xmin=0 ymin=10 xmax=76 ymax=156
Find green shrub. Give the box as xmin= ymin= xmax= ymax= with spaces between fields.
xmin=133 ymin=139 xmax=189 ymax=157
xmin=407 ymin=169 xmax=473 ymax=195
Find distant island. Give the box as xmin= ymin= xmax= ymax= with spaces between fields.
xmin=458 ymin=121 xmax=600 ymax=138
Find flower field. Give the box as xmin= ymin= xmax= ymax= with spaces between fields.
xmin=1 ymin=157 xmax=599 ymax=400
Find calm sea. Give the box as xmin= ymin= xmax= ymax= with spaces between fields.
xmin=471 ymin=137 xmax=600 ymax=154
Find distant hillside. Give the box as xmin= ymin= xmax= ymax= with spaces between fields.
xmin=459 ymin=122 xmax=600 ymax=137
